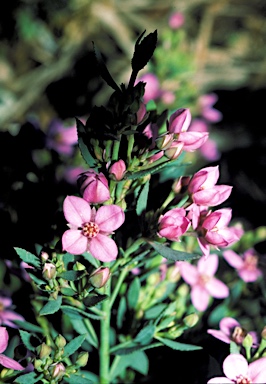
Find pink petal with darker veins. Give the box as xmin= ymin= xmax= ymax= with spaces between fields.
xmin=63 ymin=196 xmax=91 ymax=227
xmin=62 ymin=229 xmax=88 ymax=255
xmin=90 ymin=234 xmax=118 ymax=262
xmin=95 ymin=205 xmax=125 ymax=232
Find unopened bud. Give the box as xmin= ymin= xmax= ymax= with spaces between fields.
xmin=43 ymin=263 xmax=56 ymax=280
xmin=89 ymin=267 xmax=111 ymax=288
xmin=242 ymin=333 xmax=253 ymax=349
xmin=261 ymin=326 xmax=266 ymax=340
xmin=156 ymin=133 xmax=174 ymax=150
xmin=38 ymin=343 xmax=52 ymax=360
xmin=34 ymin=359 xmax=43 ymax=371
xmin=41 ymin=251 xmax=49 ymax=262
xmin=172 ymin=176 xmax=190 ymax=194
xmin=50 ymin=362 xmax=66 ymax=380
xmin=74 ymin=261 xmax=86 ymax=271
xmin=76 ymin=351 xmax=89 ymax=367
xmin=55 ymin=334 xmax=66 ymax=349
xmin=165 ymin=141 xmax=184 ymax=160
xmin=109 ymin=160 xmax=126 ymax=181
xmin=183 ymin=313 xmax=199 ymax=328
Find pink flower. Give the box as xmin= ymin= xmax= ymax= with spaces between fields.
xmin=0 ymin=327 xmax=24 ymax=370
xmin=179 ymin=254 xmax=229 ymax=311
xmin=109 ymin=160 xmax=126 ymax=181
xmin=60 ymin=166 xmax=87 ymax=185
xmin=188 ymin=166 xmax=232 ymax=206
xmin=168 ymin=109 xmax=208 ymax=152
xmin=62 ymin=196 xmax=125 ymax=262
xmin=168 ymin=12 xmax=185 ymax=29
xmin=137 ymin=73 xmax=161 ymax=103
xmin=189 ymin=119 xmax=220 ymax=161
xmin=207 ymin=354 xmax=266 ymax=383
xmin=158 ymin=208 xmax=191 ymax=241
xmin=77 ymin=169 xmax=110 ymax=204
xmin=223 ymin=249 xmax=262 ymax=282
xmin=207 ymin=317 xmax=258 ymax=347
xmin=0 ymin=297 xmax=24 ymax=328
xmin=199 ymin=93 xmax=223 ymax=123
xmin=46 ymin=119 xmax=78 ymax=155
xmin=199 ymin=208 xmax=239 ymax=257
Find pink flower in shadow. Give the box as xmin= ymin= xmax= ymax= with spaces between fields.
xmin=0 ymin=297 xmax=24 ymax=328
xmin=178 ymin=254 xmax=229 ymax=311
xmin=62 ymin=196 xmax=125 ymax=262
xmin=223 ymin=249 xmax=262 ymax=282
xmin=46 ymin=119 xmax=78 ymax=155
xmin=0 ymin=327 xmax=24 ymax=370
xmin=208 ymin=317 xmax=258 ymax=347
xmin=208 ymin=354 xmax=266 ymax=383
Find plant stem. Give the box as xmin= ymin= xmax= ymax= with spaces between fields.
xmin=99 ymin=280 xmax=111 ymax=384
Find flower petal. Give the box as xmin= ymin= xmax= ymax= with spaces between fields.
xmin=223 ymin=354 xmax=248 ymax=380
xmin=0 ymin=354 xmax=24 ymax=370
xmin=208 ymin=378 xmax=233 ymax=383
xmin=198 ymin=254 xmax=218 ymax=276
xmin=207 ymin=330 xmax=231 ymax=344
xmin=62 ymin=229 xmax=88 ymax=255
xmin=63 ymin=196 xmax=91 ymax=227
xmin=95 ymin=205 xmax=125 ymax=232
xmin=0 ymin=327 xmax=8 ymax=353
xmin=178 ymin=262 xmax=198 ymax=285
xmin=206 ymin=277 xmax=229 ymax=299
xmin=248 ymin=356 xmax=266 ymax=382
xmin=219 ymin=317 xmax=240 ymax=336
xmin=191 ymin=285 xmax=210 ymax=311
xmin=89 ymin=234 xmax=118 ymax=262
xmin=223 ymin=250 xmax=244 ymax=269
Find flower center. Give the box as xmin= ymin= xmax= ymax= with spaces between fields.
xmin=0 ymin=303 xmax=4 ymax=311
xmin=82 ymin=222 xmax=99 ymax=238
xmin=234 ymin=374 xmax=252 ymax=384
xmin=198 ymin=274 xmax=210 ymax=286
xmin=231 ymin=326 xmax=247 ymax=344
xmin=244 ymin=254 xmax=258 ymax=271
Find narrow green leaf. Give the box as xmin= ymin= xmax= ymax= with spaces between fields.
xmin=149 ymin=241 xmax=200 ymax=262
xmin=64 ymin=375 xmax=93 ymax=384
xmin=68 ymin=318 xmax=98 ymax=348
xmin=112 ymin=342 xmax=162 ymax=355
xmin=61 ymin=305 xmax=102 ymax=321
xmin=134 ymin=323 xmax=155 ymax=345
xmin=129 ymin=350 xmax=149 ymax=375
xmin=136 ymin=180 xmax=150 ymax=215
xmin=27 ymin=272 xmax=46 ymax=285
xmin=93 ymin=42 xmax=120 ymax=92
xmin=82 ymin=294 xmax=108 ymax=308
xmin=14 ymin=320 xmax=43 ymax=333
xmin=14 ymin=247 xmax=41 ymax=269
xmin=39 ymin=295 xmax=62 ymax=316
xmin=156 ymin=336 xmax=202 ymax=351
xmin=63 ymin=334 xmax=87 ymax=357
xmin=58 ymin=270 xmax=84 ymax=281
xmin=144 ymin=304 xmax=167 ymax=320
xmin=127 ymin=277 xmax=140 ymax=309
xmin=76 ymin=118 xmax=97 ymax=167
xmin=117 ymin=296 xmax=127 ymax=329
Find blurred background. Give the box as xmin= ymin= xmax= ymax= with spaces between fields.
xmin=0 ymin=1 xmax=266 ymax=382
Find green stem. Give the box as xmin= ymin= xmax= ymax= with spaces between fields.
xmin=109 ymin=267 xmax=129 ymax=309
xmin=99 ymin=280 xmax=111 ymax=384
xmin=112 ymin=137 xmax=121 ymax=161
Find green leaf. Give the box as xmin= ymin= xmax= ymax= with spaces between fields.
xmin=64 ymin=375 xmax=93 ymax=384
xmin=76 ymin=118 xmax=97 ymax=167
xmin=19 ymin=330 xmax=40 ymax=352
xmin=14 ymin=247 xmax=41 ymax=269
xmin=58 ymin=270 xmax=84 ymax=281
xmin=39 ymin=295 xmax=62 ymax=316
xmin=93 ymin=42 xmax=120 ymax=92
xmin=61 ymin=305 xmax=102 ymax=321
xmin=131 ymin=30 xmax=157 ymax=72
xmin=14 ymin=320 xmax=43 ymax=333
xmin=63 ymin=252 xmax=75 ymax=267
xmin=14 ymin=372 xmax=40 ymax=384
xmin=27 ymin=272 xmax=46 ymax=285
xmin=134 ymin=323 xmax=155 ymax=345
xmin=149 ymin=241 xmax=200 ymax=262
xmin=68 ymin=318 xmax=98 ymax=348
xmin=156 ymin=336 xmax=202 ymax=351
xmin=117 ymin=296 xmax=127 ymax=329
xmin=129 ymin=350 xmax=149 ymax=375
xmin=136 ymin=180 xmax=150 ymax=215
xmin=144 ymin=304 xmax=167 ymax=320
xmin=82 ymin=294 xmax=108 ymax=308
xmin=63 ymin=334 xmax=87 ymax=357
xmin=112 ymin=342 xmax=162 ymax=355
xmin=127 ymin=277 xmax=141 ymax=309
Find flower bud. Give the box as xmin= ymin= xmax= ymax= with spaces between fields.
xmin=41 ymin=251 xmax=49 ymax=261
xmin=242 ymin=333 xmax=253 ymax=349
xmin=73 ymin=261 xmax=86 ymax=271
xmin=50 ymin=362 xmax=66 ymax=380
xmin=156 ymin=133 xmax=174 ymax=150
xmin=183 ymin=313 xmax=199 ymax=328
xmin=34 ymin=359 xmax=43 ymax=371
xmin=43 ymin=263 xmax=56 ymax=280
xmin=89 ymin=267 xmax=111 ymax=288
xmin=168 ymin=108 xmax=191 ymax=134
xmin=77 ymin=169 xmax=110 ymax=204
xmin=109 ymin=160 xmax=126 ymax=181
xmin=55 ymin=334 xmax=66 ymax=349
xmin=164 ymin=141 xmax=184 ymax=160
xmin=38 ymin=343 xmax=52 ymax=360
xmin=76 ymin=351 xmax=89 ymax=367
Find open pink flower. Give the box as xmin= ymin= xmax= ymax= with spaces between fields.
xmin=223 ymin=249 xmax=262 ymax=282
xmin=178 ymin=254 xmax=229 ymax=311
xmin=207 ymin=317 xmax=258 ymax=347
xmin=208 ymin=354 xmax=266 ymax=383
xmin=46 ymin=119 xmax=78 ymax=156
xmin=0 ymin=327 xmax=24 ymax=370
xmin=188 ymin=166 xmax=232 ymax=206
xmin=167 ymin=108 xmax=208 ymax=152
xmin=77 ymin=169 xmax=110 ymax=204
xmin=0 ymin=297 xmax=24 ymax=328
xmin=62 ymin=196 xmax=125 ymax=262
xmin=109 ymin=160 xmax=126 ymax=181
xmin=199 ymin=93 xmax=223 ymax=123
xmin=168 ymin=12 xmax=185 ymax=29
xmin=158 ymin=208 xmax=190 ymax=241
